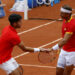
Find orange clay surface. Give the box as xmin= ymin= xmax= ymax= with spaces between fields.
xmin=0 ymin=0 xmax=75 ymax=75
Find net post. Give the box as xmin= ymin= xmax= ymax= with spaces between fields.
xmin=24 ymin=0 xmax=28 ymax=20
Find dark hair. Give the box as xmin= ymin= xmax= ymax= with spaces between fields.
xmin=62 ymin=5 xmax=72 ymax=11
xmin=8 ymin=14 xmax=22 ymax=26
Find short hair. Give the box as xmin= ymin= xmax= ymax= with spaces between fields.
xmin=62 ymin=5 xmax=72 ymax=11
xmin=8 ymin=14 xmax=22 ymax=26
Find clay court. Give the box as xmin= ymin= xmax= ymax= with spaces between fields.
xmin=0 ymin=0 xmax=75 ymax=75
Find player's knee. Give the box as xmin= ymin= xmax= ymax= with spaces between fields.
xmin=65 ymin=65 xmax=74 ymax=72
xmin=9 ymin=71 xmax=20 ymax=75
xmin=9 ymin=70 xmax=19 ymax=75
xmin=63 ymin=65 xmax=74 ymax=75
xmin=9 ymin=67 xmax=23 ymax=75
xmin=56 ymin=67 xmax=64 ymax=75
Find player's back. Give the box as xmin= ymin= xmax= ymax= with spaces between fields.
xmin=0 ymin=25 xmax=15 ymax=57
xmin=0 ymin=25 xmax=21 ymax=63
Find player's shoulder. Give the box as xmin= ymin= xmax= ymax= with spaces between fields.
xmin=68 ymin=18 xmax=75 ymax=31
xmin=71 ymin=18 xmax=75 ymax=24
xmin=2 ymin=25 xmax=17 ymax=38
xmin=2 ymin=25 xmax=9 ymax=31
xmin=2 ymin=25 xmax=10 ymax=35
xmin=69 ymin=18 xmax=75 ymax=27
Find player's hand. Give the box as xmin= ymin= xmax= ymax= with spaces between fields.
xmin=48 ymin=48 xmax=58 ymax=54
xmin=48 ymin=48 xmax=53 ymax=52
xmin=40 ymin=48 xmax=58 ymax=53
xmin=40 ymin=48 xmax=52 ymax=52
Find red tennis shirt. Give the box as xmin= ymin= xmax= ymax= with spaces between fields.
xmin=0 ymin=25 xmax=21 ymax=64
xmin=62 ymin=17 xmax=75 ymax=52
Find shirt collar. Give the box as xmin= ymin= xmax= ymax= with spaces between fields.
xmin=67 ymin=17 xmax=72 ymax=22
xmin=9 ymin=25 xmax=17 ymax=33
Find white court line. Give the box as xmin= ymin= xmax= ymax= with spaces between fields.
xmin=20 ymin=64 xmax=75 ymax=70
xmin=18 ymin=14 xmax=75 ymax=71
xmin=18 ymin=21 xmax=56 ymax=35
xmin=17 ymin=14 xmax=75 ymax=70
xmin=18 ymin=14 xmax=75 ymax=35
xmin=38 ymin=38 xmax=62 ymax=48
xmin=14 ymin=14 xmax=75 ymax=59
xmin=14 ymin=52 xmax=30 ymax=59
xmin=14 ymin=38 xmax=62 ymax=59
xmin=20 ymin=64 xmax=56 ymax=69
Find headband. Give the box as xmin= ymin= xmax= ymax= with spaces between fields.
xmin=60 ymin=7 xmax=72 ymax=13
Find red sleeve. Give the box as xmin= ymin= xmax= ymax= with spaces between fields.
xmin=10 ymin=35 xmax=21 ymax=46
xmin=66 ymin=24 xmax=75 ymax=34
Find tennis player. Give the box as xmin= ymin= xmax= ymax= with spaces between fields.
xmin=0 ymin=14 xmax=46 ymax=75
xmin=50 ymin=5 xmax=75 ymax=75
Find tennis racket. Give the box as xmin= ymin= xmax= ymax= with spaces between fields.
xmin=38 ymin=49 xmax=59 ymax=64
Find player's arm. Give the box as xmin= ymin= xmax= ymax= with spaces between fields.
xmin=17 ymin=42 xmax=47 ymax=52
xmin=58 ymin=32 xmax=73 ymax=48
xmin=52 ymin=32 xmax=73 ymax=51
xmin=17 ymin=42 xmax=40 ymax=52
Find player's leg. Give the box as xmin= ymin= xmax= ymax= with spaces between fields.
xmin=9 ymin=66 xmax=23 ymax=75
xmin=63 ymin=65 xmax=74 ymax=75
xmin=56 ymin=67 xmax=64 ymax=75
xmin=63 ymin=52 xmax=75 ymax=75
xmin=0 ymin=58 xmax=23 ymax=75
xmin=56 ymin=49 xmax=66 ymax=75
xmin=9 ymin=68 xmax=20 ymax=75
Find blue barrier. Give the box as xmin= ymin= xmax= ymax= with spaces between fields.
xmin=54 ymin=0 xmax=60 ymax=4
xmin=15 ymin=0 xmax=37 ymax=8
xmin=0 ymin=1 xmax=5 ymax=18
xmin=28 ymin=0 xmax=32 ymax=8
xmin=51 ymin=1 xmax=54 ymax=7
xmin=33 ymin=0 xmax=38 ymax=7
xmin=39 ymin=0 xmax=42 ymax=2
xmin=0 ymin=7 xmax=5 ymax=18
xmin=15 ymin=0 xmax=61 ymax=8
xmin=57 ymin=0 xmax=60 ymax=3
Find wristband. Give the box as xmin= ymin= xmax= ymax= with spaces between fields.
xmin=34 ymin=48 xmax=40 ymax=52
xmin=52 ymin=44 xmax=59 ymax=50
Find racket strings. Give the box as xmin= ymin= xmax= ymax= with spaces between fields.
xmin=49 ymin=51 xmax=56 ymax=62
xmin=38 ymin=51 xmax=57 ymax=64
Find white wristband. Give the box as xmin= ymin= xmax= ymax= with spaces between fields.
xmin=52 ymin=44 xmax=59 ymax=50
xmin=34 ymin=48 xmax=40 ymax=52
